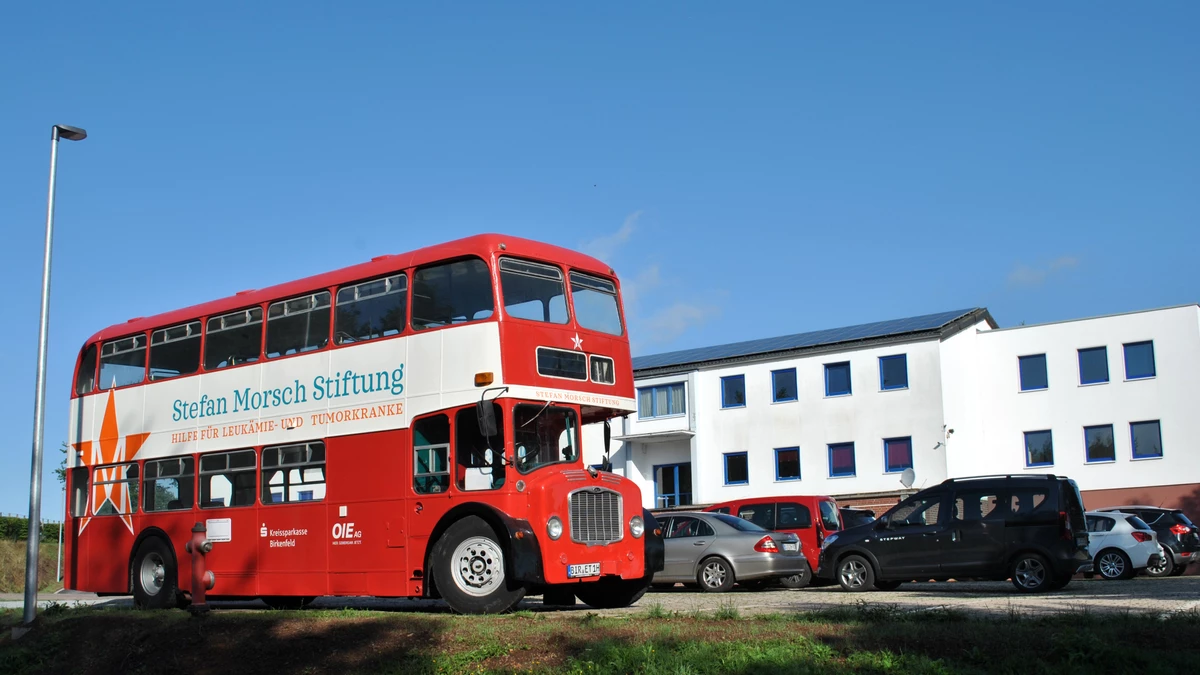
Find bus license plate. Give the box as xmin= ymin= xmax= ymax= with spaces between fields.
xmin=783 ymin=542 xmax=798 ymax=552
xmin=568 ymin=563 xmax=601 ymax=578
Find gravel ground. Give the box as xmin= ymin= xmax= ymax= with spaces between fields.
xmin=9 ymin=575 xmax=1197 ymax=617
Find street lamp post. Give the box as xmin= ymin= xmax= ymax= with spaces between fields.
xmin=24 ymin=124 xmax=87 ymax=626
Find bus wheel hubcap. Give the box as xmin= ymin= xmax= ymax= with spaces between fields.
xmin=452 ymin=536 xmax=504 ymax=597
xmin=140 ymin=552 xmax=165 ymax=596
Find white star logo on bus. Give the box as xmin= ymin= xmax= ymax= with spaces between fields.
xmin=571 ymin=334 xmax=583 ymax=350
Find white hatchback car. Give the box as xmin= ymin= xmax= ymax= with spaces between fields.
xmin=1085 ymin=511 xmax=1161 ymax=580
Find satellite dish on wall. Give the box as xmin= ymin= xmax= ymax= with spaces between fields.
xmin=900 ymin=468 xmax=916 ymax=489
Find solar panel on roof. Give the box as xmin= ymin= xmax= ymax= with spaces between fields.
xmin=632 ymin=308 xmax=980 ymax=371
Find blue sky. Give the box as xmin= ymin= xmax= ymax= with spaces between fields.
xmin=0 ymin=2 xmax=1196 ymax=517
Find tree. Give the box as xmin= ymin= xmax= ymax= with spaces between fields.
xmin=55 ymin=441 xmax=69 ymax=488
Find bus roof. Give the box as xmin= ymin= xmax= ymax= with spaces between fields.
xmin=85 ymin=233 xmax=615 ymax=344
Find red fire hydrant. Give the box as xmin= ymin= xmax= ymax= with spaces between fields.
xmin=184 ymin=522 xmax=215 ymax=615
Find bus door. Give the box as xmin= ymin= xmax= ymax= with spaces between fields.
xmin=407 ymin=412 xmax=452 ymax=590
xmin=256 ymin=442 xmax=328 ymax=596
xmin=196 ymin=449 xmax=261 ymax=596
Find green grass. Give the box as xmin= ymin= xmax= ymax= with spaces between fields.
xmin=0 ymin=541 xmax=61 ymax=593
xmin=1 ymin=603 xmax=1198 ymax=674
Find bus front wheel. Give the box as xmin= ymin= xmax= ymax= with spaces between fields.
xmin=131 ymin=538 xmax=178 ymax=610
xmin=432 ymin=516 xmax=526 ymax=614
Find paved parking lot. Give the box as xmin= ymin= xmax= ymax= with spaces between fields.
xmin=9 ymin=575 xmax=1198 ymax=617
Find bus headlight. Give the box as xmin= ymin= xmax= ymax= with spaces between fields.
xmin=547 ymin=516 xmax=563 ymax=540
xmin=630 ymin=515 xmax=645 ymax=538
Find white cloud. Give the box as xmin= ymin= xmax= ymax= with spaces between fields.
xmin=621 ymin=264 xmax=661 ymax=307
xmin=636 ymin=301 xmax=721 ymax=346
xmin=582 ymin=210 xmax=641 ymax=263
xmin=1007 ymin=255 xmax=1080 ymax=288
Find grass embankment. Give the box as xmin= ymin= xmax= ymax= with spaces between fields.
xmin=0 ymin=542 xmax=61 ymax=593
xmin=2 ymin=602 xmax=1198 ymax=674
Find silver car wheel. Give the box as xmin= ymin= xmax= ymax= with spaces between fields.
xmin=451 ymin=536 xmax=505 ymax=598
xmin=1097 ymin=552 xmax=1126 ymax=579
xmin=839 ymin=559 xmax=868 ymax=589
xmin=701 ymin=560 xmax=727 ymax=589
xmin=139 ymin=551 xmax=166 ymax=597
xmin=1014 ymin=557 xmax=1046 ymax=589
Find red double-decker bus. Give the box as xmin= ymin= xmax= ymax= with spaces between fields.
xmin=63 ymin=234 xmax=663 ymax=613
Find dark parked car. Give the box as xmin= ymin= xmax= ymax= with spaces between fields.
xmin=1095 ymin=506 xmax=1200 ymax=577
xmin=839 ymin=507 xmax=876 ymax=529
xmin=816 ymin=474 xmax=1092 ymax=593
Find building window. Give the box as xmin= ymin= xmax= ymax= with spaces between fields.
xmin=825 ymin=362 xmax=852 ymax=397
xmin=1018 ymin=354 xmax=1048 ymax=391
xmin=1077 ymin=347 xmax=1109 ymax=385
xmin=775 ymin=447 xmax=800 ymax=481
xmin=884 ymin=437 xmax=913 ymax=473
xmin=1123 ymin=341 xmax=1156 ymax=380
xmin=772 ymin=368 xmax=797 ymax=403
xmin=828 ymin=442 xmax=855 ymax=477
xmin=638 ymin=383 xmax=686 ymax=418
xmin=1024 ymin=430 xmax=1054 ymax=467
xmin=721 ymin=375 xmax=746 ymax=408
xmin=1084 ymin=425 xmax=1115 ymax=463
xmin=1130 ymin=421 xmax=1163 ymax=459
xmin=724 ymin=452 xmax=748 ymax=485
xmin=879 ymin=355 xmax=908 ymax=391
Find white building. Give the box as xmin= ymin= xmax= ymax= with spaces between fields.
xmin=585 ymin=304 xmax=1200 ymax=515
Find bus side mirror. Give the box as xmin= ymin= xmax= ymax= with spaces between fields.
xmin=600 ymin=420 xmax=613 ymax=472
xmin=476 ymin=401 xmax=497 ymax=438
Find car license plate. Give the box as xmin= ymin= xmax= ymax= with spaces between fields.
xmin=783 ymin=542 xmax=798 ymax=552
xmin=568 ymin=562 xmax=601 ymax=578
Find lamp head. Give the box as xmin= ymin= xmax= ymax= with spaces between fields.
xmin=54 ymin=125 xmax=87 ymax=141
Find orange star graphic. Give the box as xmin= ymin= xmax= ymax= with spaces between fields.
xmin=73 ymin=390 xmax=150 ymax=535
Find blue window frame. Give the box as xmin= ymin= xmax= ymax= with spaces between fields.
xmin=775 ymin=447 xmax=800 ymax=481
xmin=825 ymin=362 xmax=852 ymax=397
xmin=1124 ymin=341 xmax=1156 ymax=380
xmin=1077 ymin=347 xmax=1109 ymax=385
xmin=723 ymin=452 xmax=749 ymax=485
xmin=772 ymin=368 xmax=797 ymax=402
xmin=1084 ymin=424 xmax=1115 ymax=463
xmin=828 ymin=442 xmax=855 ymax=477
xmin=653 ymin=463 xmax=693 ymax=508
xmin=637 ymin=382 xmax=686 ymax=419
xmin=884 ymin=437 xmax=913 ymax=473
xmin=879 ymin=354 xmax=908 ymax=390
xmin=1130 ymin=421 xmax=1163 ymax=459
xmin=1024 ymin=430 xmax=1054 ymax=467
xmin=721 ymin=375 xmax=746 ymax=408
xmin=1019 ymin=354 xmax=1048 ymax=391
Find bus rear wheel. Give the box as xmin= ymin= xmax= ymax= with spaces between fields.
xmin=574 ymin=574 xmax=652 ymax=609
xmin=132 ymin=538 xmax=178 ymax=610
xmin=432 ymin=516 xmax=525 ymax=614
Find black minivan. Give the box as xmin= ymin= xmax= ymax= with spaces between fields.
xmin=816 ymin=474 xmax=1092 ymax=593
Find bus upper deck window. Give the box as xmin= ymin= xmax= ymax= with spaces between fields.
xmin=412 ymin=258 xmax=494 ymax=330
xmin=205 ymin=307 xmax=263 ymax=370
xmin=499 ymin=257 xmax=568 ymax=324
xmin=570 ymin=272 xmax=623 ymax=336
xmin=335 ymin=274 xmax=407 ymax=344
xmin=150 ymin=321 xmax=201 ymax=381
xmin=266 ymin=292 xmax=331 ymax=358
xmin=99 ymin=336 xmax=146 ymax=390
xmin=74 ymin=344 xmax=97 ymax=395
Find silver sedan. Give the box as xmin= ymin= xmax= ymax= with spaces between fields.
xmin=650 ymin=511 xmax=807 ymax=592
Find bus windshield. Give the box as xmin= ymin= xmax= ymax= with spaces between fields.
xmin=513 ymin=404 xmax=579 ymax=473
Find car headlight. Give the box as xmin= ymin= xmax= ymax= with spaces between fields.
xmin=821 ymin=534 xmax=838 ymax=550
xmin=630 ymin=515 xmax=645 ymax=538
xmin=547 ymin=516 xmax=563 ymax=540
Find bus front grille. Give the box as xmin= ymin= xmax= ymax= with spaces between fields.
xmin=569 ymin=488 xmax=623 ymax=544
